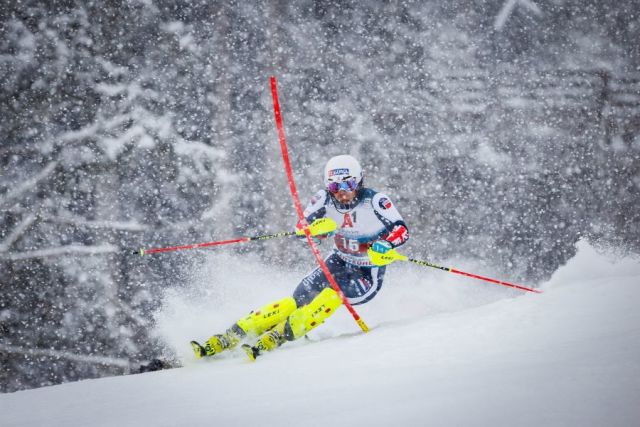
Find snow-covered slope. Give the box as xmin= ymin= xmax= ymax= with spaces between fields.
xmin=2 ymin=241 xmax=639 ymax=427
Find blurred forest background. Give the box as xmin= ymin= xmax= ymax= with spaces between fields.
xmin=1 ymin=0 xmax=639 ymax=392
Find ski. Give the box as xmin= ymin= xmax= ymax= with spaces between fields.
xmin=190 ymin=341 xmax=206 ymax=359
xmin=241 ymin=344 xmax=259 ymax=362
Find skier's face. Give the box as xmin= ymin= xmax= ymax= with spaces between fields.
xmin=327 ymin=176 xmax=358 ymax=204
xmin=333 ymin=189 xmax=357 ymax=204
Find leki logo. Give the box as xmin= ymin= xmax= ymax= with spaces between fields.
xmin=262 ymin=309 xmax=280 ymax=319
xmin=329 ymin=168 xmax=349 ymax=176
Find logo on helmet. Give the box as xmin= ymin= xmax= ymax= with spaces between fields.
xmin=328 ymin=168 xmax=350 ymax=177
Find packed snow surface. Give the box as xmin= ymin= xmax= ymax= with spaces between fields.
xmin=2 ymin=241 xmax=639 ymax=427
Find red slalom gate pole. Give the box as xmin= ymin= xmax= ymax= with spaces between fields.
xmin=270 ymin=76 xmax=369 ymax=333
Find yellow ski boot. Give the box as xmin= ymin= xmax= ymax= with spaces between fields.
xmin=191 ymin=296 xmax=297 ymax=359
xmin=191 ymin=331 xmax=238 ymax=359
xmin=242 ymin=326 xmax=285 ymax=361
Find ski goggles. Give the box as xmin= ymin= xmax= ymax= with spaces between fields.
xmin=327 ymin=177 xmax=358 ymax=193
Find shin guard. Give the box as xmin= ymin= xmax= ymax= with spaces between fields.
xmin=285 ymin=287 xmax=342 ymax=340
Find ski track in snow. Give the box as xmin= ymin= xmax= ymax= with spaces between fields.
xmin=1 ymin=241 xmax=639 ymax=427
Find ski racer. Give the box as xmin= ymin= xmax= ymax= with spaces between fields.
xmin=191 ymin=154 xmax=410 ymax=360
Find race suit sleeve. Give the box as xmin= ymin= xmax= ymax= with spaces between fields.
xmin=296 ymin=189 xmax=328 ymax=230
xmin=371 ymin=192 xmax=409 ymax=248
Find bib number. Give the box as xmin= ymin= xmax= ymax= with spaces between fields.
xmin=336 ymin=236 xmax=366 ymax=254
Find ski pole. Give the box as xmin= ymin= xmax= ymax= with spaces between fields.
xmin=135 ymin=217 xmax=337 ymax=256
xmin=368 ymin=248 xmax=542 ymax=294
xmin=270 ymin=76 xmax=369 ymax=333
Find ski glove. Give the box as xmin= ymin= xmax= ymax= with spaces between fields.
xmin=371 ymin=240 xmax=393 ymax=254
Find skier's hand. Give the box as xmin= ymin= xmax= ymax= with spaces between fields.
xmin=308 ymin=218 xmax=336 ymax=238
xmin=371 ymin=240 xmax=392 ymax=254
xmin=296 ymin=218 xmax=336 ymax=240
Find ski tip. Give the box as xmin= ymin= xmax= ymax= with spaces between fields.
xmin=190 ymin=341 xmax=206 ymax=359
xmin=241 ymin=344 xmax=258 ymax=362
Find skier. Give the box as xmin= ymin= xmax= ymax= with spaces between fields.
xmin=191 ymin=154 xmax=410 ymax=360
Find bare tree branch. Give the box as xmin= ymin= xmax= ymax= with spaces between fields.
xmin=0 ymin=214 xmax=37 ymax=252
xmin=45 ymin=213 xmax=149 ymax=232
xmin=495 ymin=0 xmax=542 ymax=31
xmin=0 ymin=161 xmax=58 ymax=209
xmin=3 ymin=244 xmax=118 ymax=261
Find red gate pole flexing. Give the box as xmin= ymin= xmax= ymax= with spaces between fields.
xmin=270 ymin=76 xmax=369 ymax=333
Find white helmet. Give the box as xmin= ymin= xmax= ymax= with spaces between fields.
xmin=323 ymin=155 xmax=363 ymax=193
